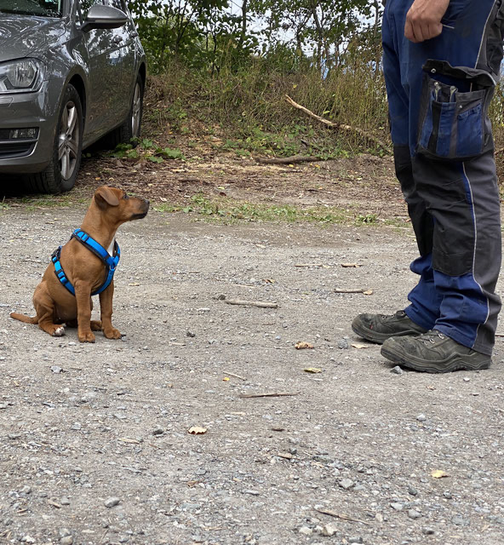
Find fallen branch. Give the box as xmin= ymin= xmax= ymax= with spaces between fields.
xmin=256 ymin=155 xmax=325 ymax=165
xmin=315 ymin=507 xmax=371 ymax=526
xmin=334 ymin=288 xmax=371 ymax=294
xmin=224 ymin=298 xmax=278 ymax=309
xmin=285 ymin=95 xmax=390 ymax=152
xmin=223 ymin=371 xmax=247 ymax=381
xmin=239 ymin=392 xmax=299 ymax=399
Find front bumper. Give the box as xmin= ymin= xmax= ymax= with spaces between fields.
xmin=0 ymin=87 xmax=56 ymax=174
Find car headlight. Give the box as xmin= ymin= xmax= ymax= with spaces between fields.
xmin=0 ymin=59 xmax=43 ymax=94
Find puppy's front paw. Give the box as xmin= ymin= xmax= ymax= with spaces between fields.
xmin=104 ymin=327 xmax=122 ymax=340
xmin=78 ymin=330 xmax=96 ymax=343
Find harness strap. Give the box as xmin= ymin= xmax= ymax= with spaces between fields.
xmin=52 ymin=246 xmax=75 ymax=296
xmin=52 ymin=229 xmax=121 ymax=296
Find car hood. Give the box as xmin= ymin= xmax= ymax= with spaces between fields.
xmin=0 ymin=15 xmax=67 ymax=62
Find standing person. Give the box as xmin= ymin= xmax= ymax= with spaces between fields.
xmin=352 ymin=0 xmax=504 ymax=373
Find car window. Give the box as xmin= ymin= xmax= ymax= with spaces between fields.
xmin=80 ymin=0 xmax=125 ymax=15
xmin=0 ymin=0 xmax=63 ymax=17
xmin=106 ymin=0 xmax=125 ymax=11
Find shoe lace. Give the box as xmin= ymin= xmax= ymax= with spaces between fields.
xmin=419 ymin=330 xmax=446 ymax=345
xmin=381 ymin=310 xmax=406 ymax=319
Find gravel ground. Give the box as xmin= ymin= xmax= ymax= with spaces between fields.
xmin=1 ymin=206 xmax=504 ymax=545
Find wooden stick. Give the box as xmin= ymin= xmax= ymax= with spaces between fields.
xmin=223 ymin=371 xmax=247 ymax=381
xmin=256 ymin=155 xmax=325 ymax=165
xmin=315 ymin=507 xmax=371 ymax=525
xmin=334 ymin=288 xmax=366 ymax=293
xmin=224 ymin=299 xmax=278 ymax=309
xmin=285 ymin=94 xmax=390 ymax=152
xmin=239 ymin=392 xmax=299 ymax=399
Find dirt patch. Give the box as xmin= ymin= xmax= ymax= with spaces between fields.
xmin=76 ymin=141 xmax=406 ymax=223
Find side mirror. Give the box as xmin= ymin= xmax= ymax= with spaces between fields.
xmin=81 ymin=4 xmax=128 ymax=33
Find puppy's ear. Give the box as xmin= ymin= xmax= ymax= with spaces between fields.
xmin=95 ymin=186 xmax=120 ymax=208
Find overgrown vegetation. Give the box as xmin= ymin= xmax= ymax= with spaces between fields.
xmin=128 ymin=0 xmax=389 ymax=159
xmin=144 ymin=49 xmax=389 ymax=158
xmin=126 ymin=1 xmax=504 ymax=169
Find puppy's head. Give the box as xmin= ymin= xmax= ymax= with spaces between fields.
xmin=94 ymin=186 xmax=149 ymax=224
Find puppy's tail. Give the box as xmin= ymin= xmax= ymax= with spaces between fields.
xmin=10 ymin=312 xmax=39 ymax=324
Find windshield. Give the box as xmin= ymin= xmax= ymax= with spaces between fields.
xmin=0 ymin=0 xmax=62 ymax=17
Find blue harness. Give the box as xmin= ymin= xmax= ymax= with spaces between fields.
xmin=51 ymin=228 xmax=120 ymax=296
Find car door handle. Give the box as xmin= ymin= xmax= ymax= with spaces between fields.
xmin=112 ymin=36 xmax=123 ymax=45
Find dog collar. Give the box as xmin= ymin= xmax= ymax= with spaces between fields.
xmin=51 ymin=229 xmax=121 ymax=296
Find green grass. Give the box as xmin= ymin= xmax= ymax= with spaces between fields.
xmin=4 ymin=194 xmax=89 ymax=211
xmin=154 ymin=193 xmax=410 ymax=227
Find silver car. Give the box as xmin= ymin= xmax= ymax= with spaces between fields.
xmin=0 ymin=0 xmax=146 ymax=193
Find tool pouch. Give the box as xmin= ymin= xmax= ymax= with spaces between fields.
xmin=416 ymin=60 xmax=495 ymax=160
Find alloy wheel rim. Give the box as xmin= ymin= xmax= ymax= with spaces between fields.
xmin=131 ymin=82 xmax=142 ymax=137
xmin=58 ymin=101 xmax=79 ymax=180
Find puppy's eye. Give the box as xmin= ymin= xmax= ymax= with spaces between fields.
xmin=123 ymin=193 xmax=129 ymax=200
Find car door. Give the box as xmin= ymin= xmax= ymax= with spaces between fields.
xmin=103 ymin=0 xmax=136 ymax=122
xmin=78 ymin=0 xmax=133 ymax=142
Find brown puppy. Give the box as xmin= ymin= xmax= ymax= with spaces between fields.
xmin=11 ymin=186 xmax=149 ymax=342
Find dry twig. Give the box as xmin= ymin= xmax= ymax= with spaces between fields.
xmin=256 ymin=155 xmax=325 ymax=165
xmin=334 ymin=288 xmax=368 ymax=294
xmin=315 ymin=507 xmax=371 ymax=525
xmin=223 ymin=371 xmax=247 ymax=381
xmin=239 ymin=392 xmax=300 ymax=399
xmin=285 ymin=95 xmax=390 ymax=152
xmin=224 ymin=298 xmax=278 ymax=309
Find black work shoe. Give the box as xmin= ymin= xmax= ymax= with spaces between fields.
xmin=351 ymin=310 xmax=427 ymax=344
xmin=381 ymin=330 xmax=492 ymax=373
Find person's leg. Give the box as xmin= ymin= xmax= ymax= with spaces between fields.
xmin=394 ymin=145 xmax=440 ymax=328
xmin=384 ymin=0 xmax=502 ymax=363
xmin=404 ymin=254 xmax=442 ymax=330
xmin=352 ymin=0 xmax=442 ymax=343
xmin=355 ymin=0 xmax=503 ymax=354
xmin=427 ymin=151 xmax=502 ymax=355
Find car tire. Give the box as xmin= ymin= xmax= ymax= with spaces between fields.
xmin=102 ymin=74 xmax=144 ymax=149
xmin=25 ymin=84 xmax=83 ymax=194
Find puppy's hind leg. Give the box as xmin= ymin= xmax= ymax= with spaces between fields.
xmin=32 ymin=284 xmax=66 ymax=337
xmin=91 ymin=320 xmax=103 ymax=331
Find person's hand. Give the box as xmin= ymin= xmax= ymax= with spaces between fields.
xmin=404 ymin=0 xmax=451 ymax=43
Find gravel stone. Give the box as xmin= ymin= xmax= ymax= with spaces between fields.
xmin=408 ymin=509 xmax=422 ymax=519
xmin=321 ymin=523 xmax=338 ymax=536
xmin=339 ymin=478 xmax=355 ymax=490
xmin=337 ymin=338 xmax=349 ymax=349
xmin=104 ymin=497 xmax=121 ymax=509
xmin=298 ymin=526 xmax=313 ymax=536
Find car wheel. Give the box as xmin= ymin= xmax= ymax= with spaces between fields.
xmin=102 ymin=74 xmax=144 ymax=149
xmin=25 ymin=84 xmax=83 ymax=194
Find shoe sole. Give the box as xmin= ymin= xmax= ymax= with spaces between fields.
xmin=381 ymin=345 xmax=492 ymax=374
xmin=351 ymin=322 xmax=424 ymax=345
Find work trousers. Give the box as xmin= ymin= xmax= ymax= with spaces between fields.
xmin=382 ymin=0 xmax=504 ymax=354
